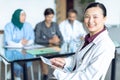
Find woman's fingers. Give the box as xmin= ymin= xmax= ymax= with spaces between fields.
xmin=50 ymin=58 xmax=65 ymax=68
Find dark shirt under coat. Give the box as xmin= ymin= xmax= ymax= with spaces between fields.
xmin=34 ymin=21 xmax=63 ymax=45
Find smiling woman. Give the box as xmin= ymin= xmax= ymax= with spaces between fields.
xmin=50 ymin=2 xmax=115 ymax=80
xmin=84 ymin=3 xmax=106 ymax=36
xmin=0 ymin=0 xmax=56 ymax=30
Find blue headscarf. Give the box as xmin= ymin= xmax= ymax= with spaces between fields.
xmin=11 ymin=9 xmax=24 ymax=30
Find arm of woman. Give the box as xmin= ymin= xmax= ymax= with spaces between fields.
xmin=25 ymin=24 xmax=35 ymax=45
xmin=4 ymin=23 xmax=23 ymax=46
xmin=53 ymin=45 xmax=115 ymax=80
xmin=50 ymin=55 xmax=75 ymax=72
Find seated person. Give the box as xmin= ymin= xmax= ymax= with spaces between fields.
xmin=4 ymin=9 xmax=34 ymax=80
xmin=34 ymin=8 xmax=63 ymax=80
xmin=50 ymin=2 xmax=115 ymax=80
xmin=59 ymin=9 xmax=86 ymax=52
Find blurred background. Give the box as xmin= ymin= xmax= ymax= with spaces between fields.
xmin=0 ymin=0 xmax=120 ymax=80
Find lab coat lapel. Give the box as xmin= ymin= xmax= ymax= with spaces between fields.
xmin=75 ymin=42 xmax=95 ymax=70
xmin=77 ymin=42 xmax=95 ymax=60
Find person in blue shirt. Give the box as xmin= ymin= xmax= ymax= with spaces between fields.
xmin=4 ymin=9 xmax=34 ymax=47
xmin=4 ymin=9 xmax=34 ymax=80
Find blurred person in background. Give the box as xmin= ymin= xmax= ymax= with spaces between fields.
xmin=4 ymin=9 xmax=34 ymax=80
xmin=34 ymin=8 xmax=63 ymax=80
xmin=59 ymin=9 xmax=86 ymax=52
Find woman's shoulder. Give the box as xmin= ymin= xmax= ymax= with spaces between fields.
xmin=94 ymin=30 xmax=115 ymax=47
xmin=24 ymin=22 xmax=32 ymax=26
xmin=4 ymin=22 xmax=14 ymax=29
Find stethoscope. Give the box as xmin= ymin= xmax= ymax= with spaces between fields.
xmin=62 ymin=43 xmax=95 ymax=80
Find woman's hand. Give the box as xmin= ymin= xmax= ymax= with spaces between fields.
xmin=21 ymin=39 xmax=28 ymax=45
xmin=50 ymin=57 xmax=66 ymax=69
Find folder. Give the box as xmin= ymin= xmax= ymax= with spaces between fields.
xmin=26 ymin=47 xmax=61 ymax=55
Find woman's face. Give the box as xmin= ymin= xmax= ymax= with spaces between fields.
xmin=20 ymin=12 xmax=26 ymax=23
xmin=84 ymin=7 xmax=106 ymax=35
xmin=45 ymin=14 xmax=54 ymax=24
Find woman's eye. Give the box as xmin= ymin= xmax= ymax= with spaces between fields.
xmin=93 ymin=16 xmax=98 ymax=19
xmin=84 ymin=16 xmax=89 ymax=18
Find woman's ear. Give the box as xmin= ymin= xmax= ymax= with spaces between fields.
xmin=103 ymin=16 xmax=107 ymax=22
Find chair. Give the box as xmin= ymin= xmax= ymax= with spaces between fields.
xmin=110 ymin=50 xmax=117 ymax=80
xmin=0 ymin=55 xmax=1 ymax=80
xmin=0 ymin=48 xmax=34 ymax=80
xmin=0 ymin=34 xmax=3 ymax=80
xmin=0 ymin=34 xmax=34 ymax=80
xmin=2 ymin=59 xmax=34 ymax=80
xmin=38 ymin=62 xmax=41 ymax=80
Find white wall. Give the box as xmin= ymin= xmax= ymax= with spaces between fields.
xmin=0 ymin=0 xmax=56 ymax=30
xmin=96 ymin=0 xmax=120 ymax=26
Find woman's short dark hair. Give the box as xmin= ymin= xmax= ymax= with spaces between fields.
xmin=84 ymin=2 xmax=107 ymax=17
xmin=44 ymin=8 xmax=54 ymax=16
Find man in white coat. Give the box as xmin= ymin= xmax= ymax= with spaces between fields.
xmin=59 ymin=9 xmax=86 ymax=52
xmin=50 ymin=2 xmax=115 ymax=80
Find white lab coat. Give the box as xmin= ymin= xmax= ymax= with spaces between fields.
xmin=59 ymin=20 xmax=87 ymax=52
xmin=53 ymin=30 xmax=115 ymax=80
xmin=59 ymin=20 xmax=86 ymax=42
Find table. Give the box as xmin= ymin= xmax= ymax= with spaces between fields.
xmin=0 ymin=43 xmax=76 ymax=80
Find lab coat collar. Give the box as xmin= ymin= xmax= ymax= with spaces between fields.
xmin=92 ymin=30 xmax=108 ymax=45
xmin=76 ymin=42 xmax=95 ymax=61
xmin=76 ymin=30 xmax=108 ymax=57
xmin=66 ymin=19 xmax=77 ymax=26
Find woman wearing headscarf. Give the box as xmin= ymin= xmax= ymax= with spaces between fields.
xmin=4 ymin=9 xmax=34 ymax=80
xmin=4 ymin=9 xmax=34 ymax=46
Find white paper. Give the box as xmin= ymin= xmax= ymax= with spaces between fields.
xmin=4 ymin=44 xmax=44 ymax=49
xmin=23 ymin=45 xmax=44 ymax=49
xmin=40 ymin=56 xmax=52 ymax=66
xmin=4 ymin=45 xmax=23 ymax=49
xmin=40 ymin=56 xmax=63 ymax=71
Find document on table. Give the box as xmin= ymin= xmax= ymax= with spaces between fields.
xmin=4 ymin=45 xmax=23 ymax=49
xmin=4 ymin=44 xmax=44 ymax=49
xmin=26 ymin=47 xmax=61 ymax=55
xmin=23 ymin=45 xmax=44 ymax=49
